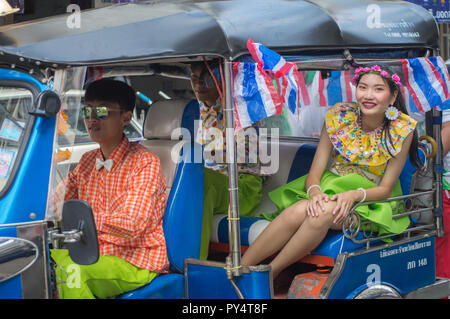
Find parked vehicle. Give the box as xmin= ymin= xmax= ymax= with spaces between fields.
xmin=0 ymin=0 xmax=448 ymax=299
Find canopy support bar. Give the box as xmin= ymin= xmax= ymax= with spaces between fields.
xmin=223 ymin=60 xmax=242 ymax=277
xmin=432 ymin=108 xmax=444 ymax=238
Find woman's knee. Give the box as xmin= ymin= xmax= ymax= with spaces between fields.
xmin=304 ymin=201 xmax=336 ymax=230
xmin=278 ymin=200 xmax=308 ymax=227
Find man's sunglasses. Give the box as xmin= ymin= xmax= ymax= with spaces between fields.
xmin=81 ymin=105 xmax=121 ymax=120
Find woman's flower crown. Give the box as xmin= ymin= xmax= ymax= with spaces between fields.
xmin=351 ymin=65 xmax=402 ymax=86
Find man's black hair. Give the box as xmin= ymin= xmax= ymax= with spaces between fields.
xmin=84 ymin=78 xmax=136 ymax=112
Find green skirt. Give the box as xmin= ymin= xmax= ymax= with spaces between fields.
xmin=261 ymin=171 xmax=410 ymax=238
xmin=200 ymin=168 xmax=263 ymax=260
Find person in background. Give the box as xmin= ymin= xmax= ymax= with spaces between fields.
xmin=190 ymin=61 xmax=265 ymax=260
xmin=51 ymin=79 xmax=169 ymax=299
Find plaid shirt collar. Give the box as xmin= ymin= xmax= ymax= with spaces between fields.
xmin=95 ymin=135 xmax=129 ymax=172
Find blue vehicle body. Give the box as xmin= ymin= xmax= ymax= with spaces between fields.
xmin=0 ymin=69 xmax=52 ymax=299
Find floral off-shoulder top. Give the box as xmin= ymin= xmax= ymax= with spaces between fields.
xmin=325 ymin=103 xmax=417 ymax=181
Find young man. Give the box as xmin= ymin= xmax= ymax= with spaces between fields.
xmin=51 ymin=79 xmax=169 ymax=299
xmin=190 ymin=61 xmax=265 ymax=260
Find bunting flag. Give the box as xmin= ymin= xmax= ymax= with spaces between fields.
xmin=276 ymin=67 xmax=302 ymax=114
xmin=309 ymin=70 xmax=355 ymax=107
xmin=401 ymin=56 xmax=450 ymax=112
xmin=86 ymin=66 xmax=104 ymax=84
xmin=296 ymin=71 xmax=311 ymax=107
xmin=310 ymin=71 xmax=328 ymax=106
xmin=247 ymin=38 xmax=301 ymax=115
xmin=247 ymin=38 xmax=293 ymax=78
xmin=231 ymin=40 xmax=450 ymax=131
xmin=232 ymin=62 xmax=283 ymax=130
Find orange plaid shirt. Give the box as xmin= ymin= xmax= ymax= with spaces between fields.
xmin=64 ymin=136 xmax=169 ymax=273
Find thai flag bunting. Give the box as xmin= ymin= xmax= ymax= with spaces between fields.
xmin=401 ymin=56 xmax=450 ymax=112
xmin=276 ymin=67 xmax=303 ymax=114
xmin=296 ymin=71 xmax=311 ymax=107
xmin=86 ymin=66 xmax=104 ymax=83
xmin=247 ymin=38 xmax=293 ymax=78
xmin=232 ymin=62 xmax=283 ymax=130
xmin=247 ymin=38 xmax=302 ymax=114
xmin=310 ymin=71 xmax=328 ymax=106
xmin=310 ymin=70 xmax=355 ymax=107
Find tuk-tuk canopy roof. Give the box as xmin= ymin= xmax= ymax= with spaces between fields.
xmin=0 ymin=0 xmax=438 ymax=68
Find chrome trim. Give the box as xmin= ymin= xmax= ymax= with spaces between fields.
xmin=223 ymin=60 xmax=242 ymax=277
xmin=0 ymin=237 xmax=38 ymax=283
xmin=354 ymin=284 xmax=402 ymax=299
xmin=404 ymin=278 xmax=450 ymax=299
xmin=318 ymin=253 xmax=348 ymax=299
xmin=347 ymin=231 xmax=435 ymax=258
xmin=343 ymin=190 xmax=436 ymax=246
xmin=0 ymin=220 xmax=45 ymax=228
xmin=17 ymin=222 xmax=51 ymax=299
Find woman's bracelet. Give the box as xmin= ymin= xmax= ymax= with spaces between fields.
xmin=306 ymin=184 xmax=322 ymax=197
xmin=357 ymin=187 xmax=367 ymax=203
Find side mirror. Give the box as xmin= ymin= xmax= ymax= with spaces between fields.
xmin=29 ymin=90 xmax=61 ymax=118
xmin=53 ymin=199 xmax=99 ymax=265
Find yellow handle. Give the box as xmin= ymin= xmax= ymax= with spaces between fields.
xmin=419 ymin=135 xmax=437 ymax=159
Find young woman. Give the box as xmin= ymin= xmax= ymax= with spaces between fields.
xmin=241 ymin=65 xmax=421 ymax=279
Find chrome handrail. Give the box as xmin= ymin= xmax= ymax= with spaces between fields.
xmin=342 ymin=189 xmax=436 ymax=247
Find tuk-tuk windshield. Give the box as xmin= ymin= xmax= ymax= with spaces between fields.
xmin=46 ymin=67 xmax=87 ymax=221
xmin=0 ymin=86 xmax=33 ymax=194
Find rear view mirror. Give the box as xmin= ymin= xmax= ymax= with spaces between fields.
xmin=59 ymin=199 xmax=99 ymax=265
xmin=29 ymin=90 xmax=61 ymax=118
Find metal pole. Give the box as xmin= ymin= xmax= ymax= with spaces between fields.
xmin=432 ymin=108 xmax=444 ymax=237
xmin=223 ymin=59 xmax=242 ymax=276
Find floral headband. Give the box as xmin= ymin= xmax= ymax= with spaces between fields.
xmin=351 ymin=65 xmax=402 ymax=86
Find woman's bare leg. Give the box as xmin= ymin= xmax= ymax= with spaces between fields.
xmin=269 ymin=200 xmax=338 ymax=278
xmin=241 ymin=200 xmax=309 ymax=267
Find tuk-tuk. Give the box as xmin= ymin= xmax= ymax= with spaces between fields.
xmin=0 ymin=0 xmax=449 ymax=299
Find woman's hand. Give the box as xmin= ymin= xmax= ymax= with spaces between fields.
xmin=330 ymin=191 xmax=360 ymax=224
xmin=306 ymin=192 xmax=330 ymax=217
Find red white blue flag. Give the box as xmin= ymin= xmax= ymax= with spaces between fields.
xmin=310 ymin=70 xmax=354 ymax=107
xmin=247 ymin=38 xmax=293 ymax=78
xmin=232 ymin=62 xmax=283 ymax=130
xmin=232 ymin=38 xmax=306 ymax=129
xmin=401 ymin=56 xmax=450 ymax=112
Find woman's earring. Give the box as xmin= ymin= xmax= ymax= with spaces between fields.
xmin=385 ymin=105 xmax=399 ymax=121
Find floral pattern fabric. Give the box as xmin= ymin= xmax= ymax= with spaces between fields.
xmin=325 ymin=102 xmax=417 ymax=177
xmin=195 ymin=100 xmax=263 ymax=176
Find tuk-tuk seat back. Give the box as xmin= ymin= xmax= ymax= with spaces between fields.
xmin=143 ymin=99 xmax=198 ymax=139
xmin=140 ymin=99 xmax=200 ymax=195
xmin=121 ymin=99 xmax=203 ymax=299
xmin=252 ymin=141 xmax=314 ymax=217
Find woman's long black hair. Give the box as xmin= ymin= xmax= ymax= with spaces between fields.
xmin=354 ymin=64 xmax=422 ymax=169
